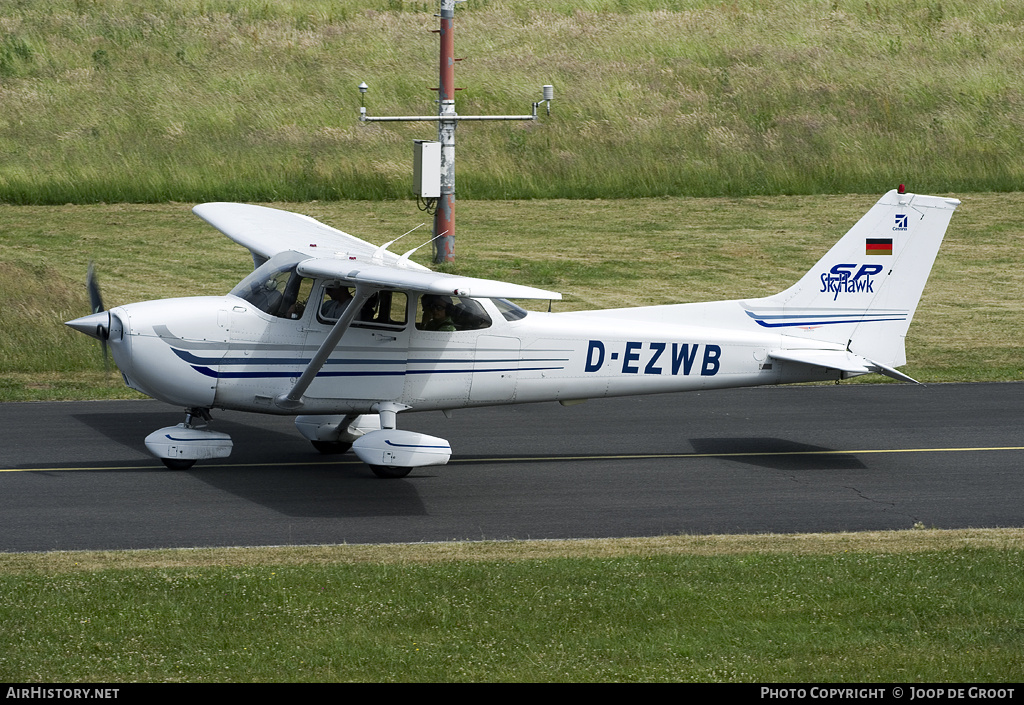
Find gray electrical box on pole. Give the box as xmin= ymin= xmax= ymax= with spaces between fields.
xmin=358 ymin=0 xmax=553 ymax=264
xmin=413 ymin=141 xmax=441 ymax=198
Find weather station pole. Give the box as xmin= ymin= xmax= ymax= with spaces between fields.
xmin=435 ymin=0 xmax=456 ymax=263
xmin=359 ymin=0 xmax=552 ymax=264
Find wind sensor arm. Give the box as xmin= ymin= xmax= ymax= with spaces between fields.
xmin=359 ymin=84 xmax=553 ymax=123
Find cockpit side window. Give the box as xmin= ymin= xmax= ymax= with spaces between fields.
xmin=374 ymin=291 xmax=408 ymax=327
xmin=318 ymin=284 xmax=408 ymax=329
xmin=318 ymin=283 xmax=354 ymax=323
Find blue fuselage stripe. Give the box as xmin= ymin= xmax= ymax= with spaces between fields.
xmin=743 ymin=310 xmax=907 ymax=328
xmin=750 ymin=317 xmax=907 ymax=328
xmin=187 ymin=360 xmax=565 ymax=380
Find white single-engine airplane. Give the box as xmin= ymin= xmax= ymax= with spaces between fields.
xmin=67 ymin=188 xmax=959 ymax=476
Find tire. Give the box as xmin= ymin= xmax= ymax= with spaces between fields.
xmin=161 ymin=458 xmax=196 ymax=470
xmin=311 ymin=440 xmax=353 ymax=455
xmin=369 ymin=465 xmax=413 ymax=479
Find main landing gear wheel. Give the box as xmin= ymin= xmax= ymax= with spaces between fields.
xmin=161 ymin=458 xmax=197 ymax=470
xmin=369 ymin=465 xmax=413 ymax=479
xmin=311 ymin=440 xmax=353 ymax=455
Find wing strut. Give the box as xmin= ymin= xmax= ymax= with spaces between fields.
xmin=274 ymin=285 xmax=377 ymax=411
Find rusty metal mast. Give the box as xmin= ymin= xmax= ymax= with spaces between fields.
xmin=360 ymin=0 xmax=552 ymax=264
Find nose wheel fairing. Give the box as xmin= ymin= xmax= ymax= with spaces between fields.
xmin=144 ymin=422 xmax=233 ymax=470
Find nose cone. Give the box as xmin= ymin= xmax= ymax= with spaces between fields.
xmin=65 ymin=311 xmax=110 ymax=341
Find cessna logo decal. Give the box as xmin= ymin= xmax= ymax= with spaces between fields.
xmin=819 ymin=264 xmax=883 ymax=301
xmin=585 ymin=340 xmax=721 ymax=376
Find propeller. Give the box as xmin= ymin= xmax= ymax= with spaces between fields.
xmin=87 ymin=261 xmax=104 ymax=316
xmin=87 ymin=262 xmax=109 ymax=371
xmin=65 ymin=262 xmax=111 ymax=372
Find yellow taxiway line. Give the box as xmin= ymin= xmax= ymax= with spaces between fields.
xmin=2 ymin=445 xmax=1023 ymax=473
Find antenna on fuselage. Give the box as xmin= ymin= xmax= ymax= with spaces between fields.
xmin=372 ymin=223 xmax=428 ymax=264
xmin=398 ymin=231 xmax=448 ymax=268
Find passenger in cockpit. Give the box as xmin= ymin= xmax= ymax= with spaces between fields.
xmin=420 ymin=295 xmax=456 ymax=331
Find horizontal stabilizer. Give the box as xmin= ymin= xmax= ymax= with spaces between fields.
xmin=769 ymin=349 xmax=920 ymax=384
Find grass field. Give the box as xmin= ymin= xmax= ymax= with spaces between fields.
xmin=1 ymin=530 xmax=1023 ymax=682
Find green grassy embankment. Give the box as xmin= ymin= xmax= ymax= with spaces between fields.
xmin=0 ymin=0 xmax=1022 ymax=202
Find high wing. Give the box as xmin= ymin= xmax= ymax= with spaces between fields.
xmin=194 ymin=202 xmax=561 ymax=301
xmin=192 ymin=202 xmax=427 ymax=270
xmin=296 ymin=258 xmax=561 ymax=300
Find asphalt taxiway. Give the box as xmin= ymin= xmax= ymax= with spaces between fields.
xmin=1 ymin=382 xmax=1021 ymax=552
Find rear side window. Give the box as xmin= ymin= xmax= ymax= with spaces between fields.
xmin=416 ymin=294 xmax=493 ymax=331
xmin=493 ymin=298 xmax=528 ymax=321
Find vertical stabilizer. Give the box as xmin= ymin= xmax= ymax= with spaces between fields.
xmin=743 ymin=190 xmax=959 ymax=367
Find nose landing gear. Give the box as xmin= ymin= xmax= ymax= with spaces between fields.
xmin=144 ymin=407 xmax=233 ymax=470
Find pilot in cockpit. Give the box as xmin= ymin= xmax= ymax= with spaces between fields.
xmin=320 ymin=283 xmax=352 ymax=321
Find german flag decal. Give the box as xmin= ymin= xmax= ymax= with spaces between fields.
xmin=866 ymin=238 xmax=893 ymax=255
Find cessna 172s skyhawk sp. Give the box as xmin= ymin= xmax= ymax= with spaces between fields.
xmin=67 ymin=188 xmax=959 ymax=476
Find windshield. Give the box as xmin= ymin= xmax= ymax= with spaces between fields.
xmin=229 ymin=251 xmax=310 ymax=318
